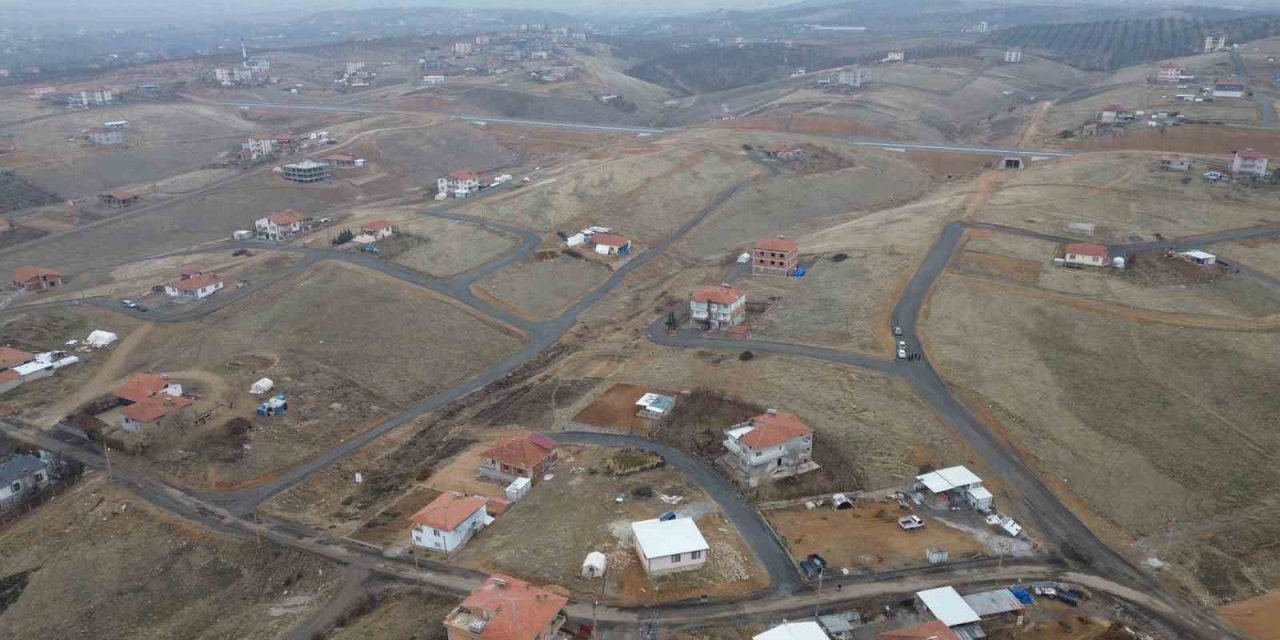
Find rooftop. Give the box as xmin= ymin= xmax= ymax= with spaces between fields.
xmin=731 ymin=411 xmax=813 ymax=449
xmin=0 ymin=346 xmax=33 ymax=369
xmin=591 ymin=232 xmax=630 ymax=247
xmin=267 ymin=210 xmax=306 ymax=225
xmin=0 ymin=453 xmax=47 ymax=485
xmin=361 ymin=219 xmax=393 ymax=230
xmin=755 ymin=236 xmax=798 ymax=253
xmin=122 ymin=394 xmax=192 ymax=423
xmin=100 ymin=189 xmax=138 ymax=200
xmin=962 ymin=588 xmax=1025 ymax=617
xmin=168 ymin=273 xmax=225 ymax=292
xmin=915 ymin=465 xmax=982 ymax=493
xmin=631 ymin=517 xmax=709 ymax=559
xmin=1236 ymin=149 xmax=1269 ymax=160
xmin=917 ymin=586 xmax=981 ymax=627
xmin=877 ymin=620 xmax=963 ymax=640
xmin=115 ymin=372 xmax=172 ymax=404
xmin=410 ymin=491 xmax=488 ymax=531
xmin=482 ymin=432 xmax=557 ymax=468
xmin=691 ymin=284 xmax=745 ymax=305
xmin=448 ymin=574 xmax=568 ymax=640
xmin=1065 ymin=242 xmax=1109 ymax=258
xmin=285 ymin=159 xmax=328 ymax=169
xmin=449 ymin=169 xmax=479 ymax=181
xmin=12 ymin=265 xmax=61 ymax=284
xmin=754 ymin=622 xmax=829 ymax=640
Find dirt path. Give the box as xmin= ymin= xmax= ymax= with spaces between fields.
xmin=956 ymin=170 xmax=1008 ymax=221
xmin=953 ymin=273 xmax=1280 ymax=330
xmin=35 ymin=322 xmax=155 ymax=427
xmin=1016 ymin=100 xmax=1054 ymax=148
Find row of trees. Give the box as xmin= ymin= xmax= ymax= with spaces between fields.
xmin=986 ymin=17 xmax=1280 ymax=70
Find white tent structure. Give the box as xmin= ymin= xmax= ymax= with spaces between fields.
xmin=249 ymin=377 xmax=274 ymax=395
xmin=582 ymin=551 xmax=607 ymax=577
xmin=85 ymin=330 xmax=118 ymax=348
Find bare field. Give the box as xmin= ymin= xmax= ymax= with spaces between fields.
xmin=0 ymin=476 xmax=341 ymax=639
xmin=1213 ymin=235 xmax=1280 ymax=278
xmin=1068 ymin=125 xmax=1280 ymax=156
xmin=370 ymin=122 xmax=518 ymax=184
xmin=452 ymin=445 xmax=770 ymax=604
xmin=392 ymin=216 xmax=518 ymax=278
xmin=475 ymin=255 xmax=610 ymax=319
xmin=973 ymin=154 xmax=1280 ymax=241
xmin=327 ymin=587 xmax=460 ymax=640
xmin=1219 ymin=590 xmax=1280 ymax=640
xmin=921 ymin=276 xmax=1280 ymax=601
xmin=460 ymin=140 xmax=765 ymax=242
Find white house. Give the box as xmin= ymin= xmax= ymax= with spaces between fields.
xmin=164 ymin=272 xmax=225 ymax=300
xmin=754 ymin=622 xmax=830 ymax=640
xmin=360 ymin=219 xmax=394 ymax=239
xmin=422 ymin=75 xmax=446 ymax=86
xmin=915 ymin=465 xmax=992 ymax=511
xmin=254 ymin=210 xmax=306 ymax=241
xmin=836 ymin=68 xmax=863 ymax=87
xmin=437 ymin=169 xmax=481 ymax=197
xmin=1063 ymin=243 xmax=1108 ymax=267
xmin=1232 ymin=149 xmax=1269 ymax=177
xmin=121 ymin=394 xmax=193 ymax=432
xmin=410 ymin=491 xmax=489 ymax=554
xmin=591 ymin=233 xmax=632 ymax=256
xmin=0 ymin=453 xmax=51 ymax=510
xmin=722 ymin=410 xmax=819 ymax=487
xmin=631 ymin=517 xmax=709 ymax=575
xmin=690 ymin=284 xmax=746 ymax=330
xmin=1214 ymin=77 xmax=1246 ymax=99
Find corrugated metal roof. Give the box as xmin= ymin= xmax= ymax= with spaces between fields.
xmin=916 ymin=587 xmax=981 ymax=627
xmin=962 ymin=589 xmax=1024 ymax=617
xmin=916 ymin=466 xmax=982 ymax=493
xmin=632 ymin=517 xmax=709 ymax=558
xmin=753 ymin=622 xmax=829 ymax=640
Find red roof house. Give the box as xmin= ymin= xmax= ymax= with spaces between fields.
xmin=479 ymin=433 xmax=558 ymax=484
xmin=443 ymin=575 xmax=568 ymax=640
xmin=12 ymin=266 xmax=63 ymax=292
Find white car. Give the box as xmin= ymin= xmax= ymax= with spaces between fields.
xmin=897 ymin=340 xmax=907 ymax=349
xmin=898 ymin=515 xmax=925 ymax=530
xmin=897 ymin=348 xmax=907 ymax=359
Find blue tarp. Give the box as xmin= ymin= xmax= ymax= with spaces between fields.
xmin=792 ymin=266 xmax=806 ymax=277
xmin=1010 ymin=587 xmax=1035 ymax=605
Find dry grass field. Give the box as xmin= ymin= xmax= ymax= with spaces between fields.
xmin=391 ymin=216 xmax=519 ymax=278
xmin=1212 ymin=235 xmax=1280 ymax=278
xmin=921 ymin=275 xmax=1280 ymax=601
xmin=326 ymin=587 xmax=460 ymax=640
xmin=474 ymin=254 xmax=611 ymax=319
xmin=0 ymin=476 xmax=341 ymax=639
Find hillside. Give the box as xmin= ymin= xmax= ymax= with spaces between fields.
xmin=986 ymin=16 xmax=1280 ymax=70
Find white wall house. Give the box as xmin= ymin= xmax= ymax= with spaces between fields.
xmin=164 ymin=273 xmax=225 ymax=300
xmin=722 ymin=410 xmax=818 ymax=487
xmin=410 ymin=492 xmax=489 ymax=554
xmin=631 ymin=517 xmax=709 ymax=575
xmin=437 ymin=170 xmax=481 ymax=197
xmin=254 ymin=210 xmax=306 ymax=241
xmin=1063 ymin=243 xmax=1108 ymax=267
xmin=690 ymin=284 xmax=746 ymax=330
xmin=1232 ymin=150 xmax=1269 ymax=177
xmin=0 ymin=453 xmax=51 ymax=510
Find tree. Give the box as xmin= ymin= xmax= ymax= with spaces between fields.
xmin=333 ymin=229 xmax=354 ymax=245
xmin=666 ymin=311 xmax=678 ymax=330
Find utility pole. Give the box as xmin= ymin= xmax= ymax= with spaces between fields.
xmin=591 ymin=564 xmax=606 ymax=640
xmin=813 ymin=567 xmax=824 ymax=618
xmin=102 ymin=443 xmax=113 ymax=479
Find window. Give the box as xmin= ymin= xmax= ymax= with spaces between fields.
xmin=670 ymin=553 xmax=682 ymax=563
xmin=33 ymin=473 xmax=44 ymax=483
xmin=9 ymin=482 xmax=19 ymax=493
xmin=691 ymin=550 xmax=702 ymax=560
xmin=434 ymin=528 xmax=441 ymax=537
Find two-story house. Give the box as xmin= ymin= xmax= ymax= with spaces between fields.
xmin=360 ymin=219 xmax=395 ymax=239
xmin=254 ymin=210 xmax=306 ymax=241
xmin=115 ymin=372 xmax=184 ymax=405
xmin=0 ymin=453 xmax=51 ymax=510
xmin=689 ymin=284 xmax=746 ymax=331
xmin=752 ymin=237 xmax=799 ymax=276
xmin=164 ymin=271 xmax=226 ymax=300
xmin=443 ymin=575 xmax=568 ymax=640
xmin=12 ymin=266 xmax=63 ymax=293
xmin=1232 ymin=149 xmax=1269 ymax=178
xmin=722 ymin=409 xmax=818 ymax=487
xmin=477 ymin=433 xmax=558 ymax=485
xmin=411 ymin=491 xmax=490 ymax=554
xmin=438 ymin=170 xmax=481 ymax=197
xmin=121 ymin=394 xmax=193 ymax=433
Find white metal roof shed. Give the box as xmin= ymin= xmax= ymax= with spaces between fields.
xmin=962 ymin=589 xmax=1025 ymax=617
xmin=916 ymin=466 xmax=982 ymax=493
xmin=753 ymin=621 xmax=830 ymax=640
xmin=917 ymin=586 xmax=981 ymax=626
xmin=631 ymin=517 xmax=709 ymax=559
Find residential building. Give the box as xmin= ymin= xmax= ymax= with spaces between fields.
xmin=884 ymin=50 xmax=905 ymax=62
xmin=98 ymin=189 xmax=140 ymax=208
xmin=87 ymin=127 xmax=123 ymax=145
xmin=1099 ymin=104 xmax=1129 ymax=124
xmin=915 ymin=587 xmax=981 ymax=629
xmin=478 ymin=432 xmax=558 ymax=485
xmin=12 ymin=266 xmax=63 ymax=292
xmin=254 ymin=210 xmax=306 ymax=241
xmin=915 ymin=465 xmax=991 ymax=510
xmin=423 ymin=75 xmax=447 ymax=86
xmin=214 ymin=67 xmax=233 ymax=84
xmin=877 ymin=621 xmax=962 ymax=640
xmin=443 ymin=574 xmax=568 ymax=640
xmin=410 ymin=491 xmax=489 ymax=553
xmin=690 ymin=284 xmax=746 ymax=330
xmin=1159 ymin=155 xmax=1191 ymax=171
xmin=0 ymin=346 xmax=33 ymax=369
xmin=756 ymin=622 xmax=829 ymax=640
xmin=752 ymin=236 xmax=799 ymax=276
xmin=1214 ymin=77 xmax=1246 ymax=99
xmin=241 ymin=133 xmax=296 ymax=161
xmin=722 ymin=409 xmax=818 ymax=487
xmin=121 ymin=394 xmax=193 ymax=432
xmin=0 ymin=453 xmax=51 ymax=510
xmin=631 ymin=517 xmax=709 ymax=575
xmin=320 ymin=153 xmax=357 ymax=168
xmin=163 ymin=272 xmax=226 ymax=300
xmin=635 ymin=392 xmax=676 ymax=420
xmin=1176 ymin=250 xmax=1217 ymax=266
xmin=115 ymin=372 xmax=183 ymax=404
xmin=1232 ymin=149 xmax=1269 ymax=177
xmin=591 ymin=233 xmax=631 ymax=256
xmin=281 ymin=159 xmax=331 ymax=183
xmin=836 ymin=68 xmax=864 ymax=87
xmin=28 ymin=86 xmax=55 ymax=99
xmin=1003 ymin=48 xmax=1023 ymax=63
xmin=453 ymin=41 xmax=474 ymax=56
xmin=345 ymin=61 xmax=365 ymax=74
xmin=764 ymin=143 xmax=806 ymax=161
xmin=360 ymin=219 xmax=394 ymax=239
xmin=438 ymin=169 xmax=481 ymax=197
xmin=1205 ymin=34 xmax=1227 ymax=53
xmin=66 ymin=88 xmax=113 ymax=108
xmin=1063 ymin=242 xmax=1109 ymax=267
xmin=1157 ymin=63 xmax=1183 ymax=84
xmin=247 ymin=58 xmax=270 ymax=73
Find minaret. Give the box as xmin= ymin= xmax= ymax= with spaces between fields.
xmin=241 ymin=37 xmax=249 ymax=69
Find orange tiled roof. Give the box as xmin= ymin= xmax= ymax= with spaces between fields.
xmin=115 ymin=373 xmax=171 ymax=403
xmin=691 ymin=284 xmax=744 ymax=305
xmin=737 ymin=411 xmax=813 ymax=449
xmin=410 ymin=492 xmax=488 ymax=531
xmin=168 ymin=273 xmax=224 ymax=292
xmin=483 ymin=433 xmax=557 ymax=469
xmin=121 ymin=394 xmax=192 ymax=423
xmin=453 ymin=574 xmax=568 ymax=640
xmin=754 ymin=237 xmax=797 ymax=252
xmin=878 ymin=621 xmax=963 ymax=640
xmin=267 ymin=210 xmax=305 ymax=225
xmin=1065 ymin=243 xmax=1108 ymax=258
xmin=0 ymin=346 xmax=33 ymax=369
xmin=13 ymin=266 xmax=61 ymax=283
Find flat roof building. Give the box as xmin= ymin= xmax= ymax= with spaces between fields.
xmin=281 ymin=159 xmax=331 ymax=183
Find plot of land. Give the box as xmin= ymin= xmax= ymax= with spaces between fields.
xmin=1213 ymin=236 xmax=1280 ymax=279
xmin=0 ymin=477 xmax=341 ymax=639
xmin=475 ymin=254 xmax=610 ymax=319
xmin=327 ymin=586 xmax=461 ymax=640
xmin=371 ymin=122 xmax=518 ymax=183
xmin=1219 ymin=590 xmax=1280 ymax=640
xmin=452 ymin=445 xmax=769 ymax=604
xmin=921 ymin=276 xmax=1280 ymax=601
xmin=572 ymin=382 xmax=675 ymax=434
xmin=391 ymin=215 xmax=518 ymax=278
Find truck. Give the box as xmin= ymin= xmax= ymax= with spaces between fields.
xmin=898 ymin=515 xmax=925 ymax=530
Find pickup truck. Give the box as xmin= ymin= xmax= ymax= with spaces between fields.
xmin=898 ymin=515 xmax=925 ymax=530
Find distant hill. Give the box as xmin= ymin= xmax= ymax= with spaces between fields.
xmin=985 ymin=16 xmax=1280 ymax=70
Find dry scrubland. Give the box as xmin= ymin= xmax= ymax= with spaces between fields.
xmin=1046 ymin=82 xmax=1257 ymax=137
xmin=974 ymin=154 xmax=1280 ymax=241
xmin=921 ymin=277 xmax=1280 ymax=601
xmin=371 ymin=122 xmax=518 ymax=184
xmin=0 ymin=477 xmax=341 ymax=639
xmin=326 ymin=587 xmax=460 ymax=640
xmin=1213 ymin=236 xmax=1280 ymax=279
xmin=120 ymin=262 xmax=523 ymax=485
xmin=475 ymin=254 xmax=611 ymax=319
xmin=332 ymin=202 xmax=519 ymax=278
xmin=459 ymin=140 xmax=764 ymax=241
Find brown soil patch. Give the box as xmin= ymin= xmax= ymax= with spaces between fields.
xmin=1067 ymin=125 xmax=1280 ymax=156
xmin=572 ymin=382 xmax=676 ymax=435
xmin=1220 ymin=590 xmax=1280 ymax=640
xmin=766 ymin=502 xmax=985 ymax=571
xmin=904 ymin=150 xmax=994 ymax=181
xmin=351 ymin=486 xmax=442 ymax=548
xmin=707 ymin=114 xmax=893 ymax=139
xmin=957 ymin=251 xmax=1043 ymax=284
xmin=420 ymin=436 xmax=520 ymax=501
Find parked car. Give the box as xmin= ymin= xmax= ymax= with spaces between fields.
xmin=659 ymin=511 xmax=678 ymax=521
xmin=893 ymin=326 xmax=903 ymax=336
xmin=897 ymin=340 xmax=907 ymax=349
xmin=1203 ymin=171 xmax=1226 ymax=182
xmin=898 ymin=515 xmax=925 ymax=530
xmin=897 ymin=348 xmax=907 ymax=359
xmin=120 ymin=299 xmax=138 ymax=309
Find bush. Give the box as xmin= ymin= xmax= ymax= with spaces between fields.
xmin=830 ymin=253 xmax=848 ymax=262
xmin=739 ymin=350 xmax=755 ymax=361
xmin=632 ymin=485 xmax=654 ymax=498
xmin=333 ymin=229 xmax=354 ymax=245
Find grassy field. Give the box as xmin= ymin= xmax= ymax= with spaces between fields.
xmin=1211 ymin=235 xmax=1280 ymax=279
xmin=0 ymin=476 xmax=341 ymax=639
xmin=369 ymin=122 xmax=518 ymax=184
xmin=392 ymin=216 xmax=518 ymax=278
xmin=921 ymin=275 xmax=1280 ymax=601
xmin=327 ymin=586 xmax=460 ymax=640
xmin=475 ymin=254 xmax=610 ymax=319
